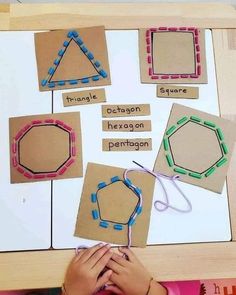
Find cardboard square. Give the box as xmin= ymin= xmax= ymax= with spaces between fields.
xmin=35 ymin=26 xmax=111 ymax=91
xmin=139 ymin=27 xmax=207 ymax=84
xmin=9 ymin=112 xmax=83 ymax=183
xmin=154 ymin=103 xmax=236 ymax=193
xmin=74 ymin=162 xmax=155 ymax=247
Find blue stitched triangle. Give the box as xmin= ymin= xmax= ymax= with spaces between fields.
xmin=41 ymin=30 xmax=108 ymax=88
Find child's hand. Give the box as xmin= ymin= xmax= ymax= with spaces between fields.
xmin=63 ymin=243 xmax=113 ymax=295
xmin=106 ymin=247 xmax=167 ymax=295
xmin=106 ymin=247 xmax=151 ymax=295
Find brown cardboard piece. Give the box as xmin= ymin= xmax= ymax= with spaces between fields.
xmin=63 ymin=88 xmax=106 ymax=107
xmin=102 ymin=104 xmax=151 ymax=118
xmin=154 ymin=103 xmax=236 ymax=193
xmin=9 ymin=112 xmax=83 ymax=183
xmin=35 ymin=26 xmax=111 ymax=91
xmin=74 ymin=162 xmax=155 ymax=247
xmin=139 ymin=28 xmax=207 ymax=84
xmin=102 ymin=120 xmax=152 ymax=132
xmin=157 ymin=85 xmax=199 ymax=99
xmin=103 ymin=138 xmax=152 ymax=152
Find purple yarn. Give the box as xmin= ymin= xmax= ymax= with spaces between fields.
xmin=123 ymin=161 xmax=192 ymax=247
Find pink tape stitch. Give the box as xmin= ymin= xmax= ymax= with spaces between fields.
xmin=47 ymin=173 xmax=58 ymax=178
xmin=58 ymin=167 xmax=67 ymax=175
xmin=196 ymin=53 xmax=200 ymax=63
xmin=24 ymin=172 xmax=33 ymax=179
xmin=12 ymin=142 xmax=17 ymax=154
xmin=32 ymin=120 xmax=42 ymax=125
xmin=44 ymin=119 xmax=54 ymax=124
xmin=17 ymin=167 xmax=24 ymax=174
xmin=33 ymin=174 xmax=46 ymax=179
xmin=12 ymin=157 xmax=17 ymax=167
xmin=66 ymin=158 xmax=75 ymax=167
xmin=72 ymin=146 xmax=76 ymax=157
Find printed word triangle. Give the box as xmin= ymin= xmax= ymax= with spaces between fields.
xmin=41 ymin=30 xmax=108 ymax=88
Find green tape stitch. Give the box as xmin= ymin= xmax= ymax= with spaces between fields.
xmin=204 ymin=121 xmax=216 ymax=128
xmin=189 ymin=172 xmax=202 ymax=179
xmin=221 ymin=143 xmax=228 ymax=155
xmin=166 ymin=154 xmax=174 ymax=167
xmin=205 ymin=167 xmax=216 ymax=177
xmin=166 ymin=125 xmax=176 ymax=135
xmin=163 ymin=138 xmax=169 ymax=151
xmin=216 ymin=157 xmax=227 ymax=167
xmin=190 ymin=116 xmax=201 ymax=123
xmin=174 ymin=167 xmax=187 ymax=175
xmin=177 ymin=116 xmax=188 ymax=125
xmin=216 ymin=128 xmax=224 ymax=141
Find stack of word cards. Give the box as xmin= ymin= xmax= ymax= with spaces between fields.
xmin=101 ymin=104 xmax=152 ymax=152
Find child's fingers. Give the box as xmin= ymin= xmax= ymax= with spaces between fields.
xmin=110 ymin=272 xmax=121 ymax=286
xmin=111 ymin=253 xmax=129 ymax=267
xmin=95 ymin=269 xmax=112 ymax=291
xmin=79 ymin=243 xmax=104 ymax=263
xmin=73 ymin=249 xmax=86 ymax=262
xmin=118 ymin=247 xmax=136 ymax=262
xmin=88 ymin=244 xmax=111 ymax=269
xmin=93 ymin=248 xmax=113 ymax=274
xmin=106 ymin=259 xmax=123 ymax=274
xmin=105 ymin=284 xmax=123 ymax=294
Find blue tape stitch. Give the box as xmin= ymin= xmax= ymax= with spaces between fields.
xmin=54 ymin=58 xmax=60 ymax=66
xmin=91 ymin=193 xmax=97 ymax=203
xmin=99 ymin=70 xmax=108 ymax=78
xmin=137 ymin=206 xmax=142 ymax=215
xmin=98 ymin=182 xmax=106 ymax=189
xmin=75 ymin=37 xmax=83 ymax=46
xmin=81 ymin=45 xmax=88 ymax=53
xmin=94 ymin=60 xmax=101 ymax=67
xmin=124 ymin=178 xmax=132 ymax=187
xmin=92 ymin=76 xmax=100 ymax=81
xmin=69 ymin=80 xmax=78 ymax=85
xmin=81 ymin=78 xmax=89 ymax=83
xmin=99 ymin=221 xmax=109 ymax=228
xmin=72 ymin=31 xmax=79 ymax=38
xmin=67 ymin=31 xmax=74 ymax=38
xmin=41 ymin=79 xmax=47 ymax=87
xmin=92 ymin=210 xmax=98 ymax=220
xmin=48 ymin=67 xmax=55 ymax=75
xmin=111 ymin=176 xmax=120 ymax=183
xmin=87 ymin=52 xmax=94 ymax=60
xmin=128 ymin=218 xmax=135 ymax=226
xmin=134 ymin=187 xmax=142 ymax=195
xmin=63 ymin=40 xmax=69 ymax=47
xmin=48 ymin=82 xmax=55 ymax=88
xmin=58 ymin=49 xmax=65 ymax=56
xmin=58 ymin=81 xmax=66 ymax=86
xmin=114 ymin=224 xmax=123 ymax=231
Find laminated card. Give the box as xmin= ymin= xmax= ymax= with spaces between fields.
xmin=154 ymin=104 xmax=236 ymax=193
xmin=75 ymin=163 xmax=155 ymax=247
xmin=9 ymin=112 xmax=83 ymax=183
xmin=35 ymin=26 xmax=111 ymax=91
xmin=139 ymin=27 xmax=207 ymax=84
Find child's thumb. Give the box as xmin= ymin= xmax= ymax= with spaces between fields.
xmin=96 ymin=269 xmax=113 ymax=290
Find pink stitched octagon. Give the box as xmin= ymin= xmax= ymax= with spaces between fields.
xmin=146 ymin=27 xmax=201 ymax=80
xmin=11 ymin=119 xmax=76 ymax=180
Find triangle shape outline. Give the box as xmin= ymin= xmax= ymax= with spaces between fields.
xmin=41 ymin=30 xmax=108 ymax=88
